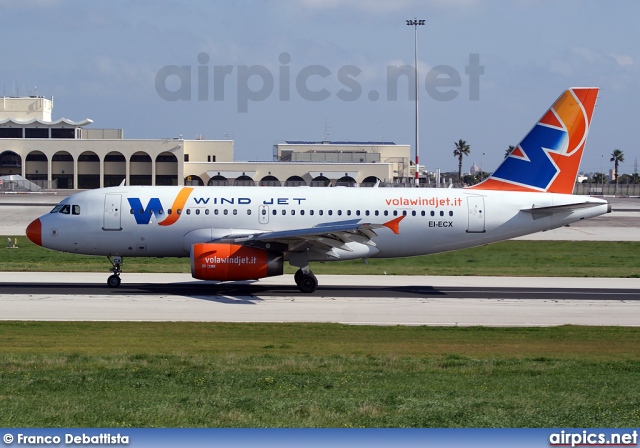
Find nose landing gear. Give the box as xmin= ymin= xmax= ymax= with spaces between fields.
xmin=107 ymin=255 xmax=123 ymax=288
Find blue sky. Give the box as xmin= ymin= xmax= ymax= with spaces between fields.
xmin=2 ymin=0 xmax=638 ymax=174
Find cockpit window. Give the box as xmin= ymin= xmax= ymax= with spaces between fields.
xmin=60 ymin=205 xmax=71 ymax=215
xmin=72 ymin=205 xmax=81 ymax=215
xmin=50 ymin=205 xmax=63 ymax=213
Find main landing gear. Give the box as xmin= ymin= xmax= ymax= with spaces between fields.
xmin=294 ymin=268 xmax=318 ymax=293
xmin=107 ymin=255 xmax=123 ymax=288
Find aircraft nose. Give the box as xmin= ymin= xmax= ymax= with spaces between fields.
xmin=26 ymin=218 xmax=42 ymax=246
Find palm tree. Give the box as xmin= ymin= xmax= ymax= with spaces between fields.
xmin=453 ymin=139 xmax=471 ymax=183
xmin=505 ymin=145 xmax=515 ymax=158
xmin=610 ymin=149 xmax=624 ymax=195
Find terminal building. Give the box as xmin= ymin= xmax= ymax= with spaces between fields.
xmin=0 ymin=95 xmax=413 ymax=190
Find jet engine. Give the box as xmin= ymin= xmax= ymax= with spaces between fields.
xmin=190 ymin=243 xmax=283 ymax=281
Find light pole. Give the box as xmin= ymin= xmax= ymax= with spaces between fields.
xmin=480 ymin=152 xmax=485 ymax=182
xmin=406 ymin=18 xmax=425 ymax=187
xmin=600 ymin=154 xmax=604 ymax=194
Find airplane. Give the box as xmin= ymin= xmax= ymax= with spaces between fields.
xmin=26 ymin=87 xmax=610 ymax=293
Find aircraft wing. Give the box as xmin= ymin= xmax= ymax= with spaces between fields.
xmin=213 ymin=216 xmax=404 ymax=252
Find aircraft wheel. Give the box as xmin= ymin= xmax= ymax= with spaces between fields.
xmin=298 ymin=273 xmax=317 ymax=294
xmin=107 ymin=274 xmax=121 ymax=288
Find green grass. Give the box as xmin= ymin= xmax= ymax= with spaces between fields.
xmin=0 ymin=323 xmax=639 ymax=427
xmin=4 ymin=236 xmax=640 ymax=277
xmin=2 ymin=239 xmax=639 ymax=427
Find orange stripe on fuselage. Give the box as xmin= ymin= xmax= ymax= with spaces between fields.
xmin=469 ymin=178 xmax=541 ymax=192
xmin=158 ymin=187 xmax=194 ymax=226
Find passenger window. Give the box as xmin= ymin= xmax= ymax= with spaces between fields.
xmin=319 ymin=210 xmax=323 ymax=216
xmin=291 ymin=210 xmax=295 ymax=216
xmin=186 ymin=209 xmax=191 ymax=215
xmin=72 ymin=205 xmax=81 ymax=215
xmin=337 ymin=210 xmax=342 ymax=216
xmin=195 ymin=209 xmax=200 ymax=215
xmin=168 ymin=209 xmax=173 ymax=215
xmin=412 ymin=211 xmax=416 ymax=216
xmin=214 ymin=209 xmax=219 ymax=215
xmin=247 ymin=209 xmax=251 ymax=215
xmin=430 ymin=211 xmax=435 ymax=216
xmin=205 ymin=209 xmax=209 ymax=215
xmin=365 ymin=210 xmax=369 ymax=216
xmin=421 ymin=211 xmax=426 ymax=216
xmin=310 ymin=210 xmax=314 ymax=216
xmin=394 ymin=211 xmax=398 ymax=216
xmin=402 ymin=211 xmax=407 ymax=216
xmin=375 ymin=210 xmax=379 ymax=216
xmin=272 ymin=210 xmax=277 ymax=215
xmin=384 ymin=210 xmax=388 ymax=216
xmin=129 ymin=209 xmax=134 ymax=214
xmin=328 ymin=210 xmax=333 ymax=216
xmin=282 ymin=210 xmax=286 ymax=215
xmin=233 ymin=209 xmax=237 ymax=215
xmin=300 ymin=210 xmax=305 ymax=216
xmin=449 ymin=211 xmax=453 ymax=216
xmin=440 ymin=211 xmax=444 ymax=216
xmin=177 ymin=209 xmax=182 ymax=215
xmin=224 ymin=209 xmax=228 ymax=215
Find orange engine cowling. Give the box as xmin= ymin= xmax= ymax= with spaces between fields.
xmin=190 ymin=243 xmax=284 ymax=281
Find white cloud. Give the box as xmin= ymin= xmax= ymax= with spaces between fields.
xmin=610 ymin=53 xmax=633 ymax=66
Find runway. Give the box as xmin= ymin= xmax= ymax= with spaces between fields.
xmin=1 ymin=273 xmax=638 ymax=326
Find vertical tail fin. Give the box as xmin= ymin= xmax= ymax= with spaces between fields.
xmin=470 ymin=87 xmax=598 ymax=193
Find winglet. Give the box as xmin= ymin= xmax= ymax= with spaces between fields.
xmin=383 ymin=215 xmax=405 ymax=234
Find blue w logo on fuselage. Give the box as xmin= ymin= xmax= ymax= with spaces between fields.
xmin=492 ymin=124 xmax=567 ymax=190
xmin=127 ymin=198 xmax=164 ymax=224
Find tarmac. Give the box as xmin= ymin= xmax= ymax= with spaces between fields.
xmin=1 ymin=272 xmax=638 ymax=326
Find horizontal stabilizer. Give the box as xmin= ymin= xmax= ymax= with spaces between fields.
xmin=521 ymin=202 xmax=611 ymax=218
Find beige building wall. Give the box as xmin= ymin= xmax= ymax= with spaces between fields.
xmin=184 ymin=140 xmax=233 ymax=163
xmin=0 ymin=97 xmax=53 ymax=121
xmin=275 ymin=142 xmax=411 ymax=179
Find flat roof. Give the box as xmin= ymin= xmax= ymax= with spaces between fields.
xmin=284 ymin=141 xmax=396 ymax=145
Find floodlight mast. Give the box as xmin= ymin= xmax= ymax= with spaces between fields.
xmin=406 ymin=18 xmax=425 ymax=187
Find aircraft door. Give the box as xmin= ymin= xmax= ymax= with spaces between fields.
xmin=103 ymin=194 xmax=122 ymax=231
xmin=467 ymin=196 xmax=485 ymax=233
xmin=259 ymin=205 xmax=269 ymax=224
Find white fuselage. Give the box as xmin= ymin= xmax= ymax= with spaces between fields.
xmin=36 ymin=185 xmax=609 ymax=261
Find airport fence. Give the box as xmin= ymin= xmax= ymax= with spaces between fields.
xmin=573 ymin=183 xmax=640 ymax=196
